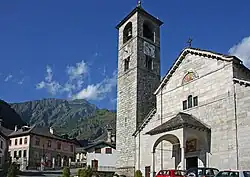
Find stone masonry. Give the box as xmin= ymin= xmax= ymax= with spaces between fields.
xmin=116 ymin=6 xmax=163 ymax=177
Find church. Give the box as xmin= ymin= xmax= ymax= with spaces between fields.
xmin=115 ymin=2 xmax=250 ymax=177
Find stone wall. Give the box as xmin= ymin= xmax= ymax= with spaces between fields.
xmin=135 ymin=53 xmax=240 ymax=174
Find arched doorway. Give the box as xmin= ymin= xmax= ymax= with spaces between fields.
xmin=152 ymin=134 xmax=182 ymax=175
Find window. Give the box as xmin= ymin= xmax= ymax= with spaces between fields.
xmin=0 ymin=141 xmax=3 ymax=149
xmin=18 ymin=150 xmax=22 ymax=157
xmin=143 ymin=23 xmax=154 ymax=41
xmin=9 ymin=140 xmax=11 ymax=146
xmin=19 ymin=138 xmax=22 ymax=145
xmin=13 ymin=151 xmax=17 ymax=158
xmin=243 ymin=171 xmax=250 ymax=177
xmin=193 ymin=96 xmax=198 ymax=107
xmin=35 ymin=137 xmax=40 ymax=146
xmin=105 ymin=148 xmax=112 ymax=154
xmin=15 ymin=139 xmax=17 ymax=145
xmin=48 ymin=140 xmax=51 ymax=148
xmin=57 ymin=142 xmax=61 ymax=150
xmin=70 ymin=145 xmax=74 ymax=152
xmin=123 ymin=22 xmax=132 ymax=44
xmin=124 ymin=57 xmax=130 ymax=72
xmin=216 ymin=171 xmax=239 ymax=177
xmin=24 ymin=137 xmax=27 ymax=144
xmin=183 ymin=100 xmax=187 ymax=110
xmin=23 ymin=150 xmax=27 ymax=158
xmin=95 ymin=148 xmax=101 ymax=153
xmin=145 ymin=55 xmax=153 ymax=70
xmin=188 ymin=95 xmax=192 ymax=108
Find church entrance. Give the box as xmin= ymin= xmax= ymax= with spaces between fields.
xmin=186 ymin=157 xmax=198 ymax=170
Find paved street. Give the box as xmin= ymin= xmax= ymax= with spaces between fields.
xmin=18 ymin=168 xmax=79 ymax=177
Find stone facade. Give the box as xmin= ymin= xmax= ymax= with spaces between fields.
xmin=116 ymin=6 xmax=162 ymax=177
xmin=116 ymin=4 xmax=250 ymax=177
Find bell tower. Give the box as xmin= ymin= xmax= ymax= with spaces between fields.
xmin=116 ymin=2 xmax=163 ymax=176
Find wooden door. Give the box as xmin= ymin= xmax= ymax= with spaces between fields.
xmin=145 ymin=166 xmax=151 ymax=177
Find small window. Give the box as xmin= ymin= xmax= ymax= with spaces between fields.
xmin=18 ymin=150 xmax=22 ymax=157
xmin=193 ymin=96 xmax=198 ymax=107
xmin=145 ymin=55 xmax=153 ymax=70
xmin=183 ymin=100 xmax=187 ymax=110
xmin=57 ymin=142 xmax=61 ymax=150
xmin=70 ymin=145 xmax=74 ymax=152
xmin=188 ymin=95 xmax=193 ymax=108
xmin=124 ymin=57 xmax=130 ymax=72
xmin=24 ymin=137 xmax=27 ymax=144
xmin=15 ymin=139 xmax=17 ymax=145
xmin=48 ymin=140 xmax=51 ymax=148
xmin=0 ymin=141 xmax=3 ymax=149
xmin=23 ymin=150 xmax=27 ymax=158
xmin=95 ymin=148 xmax=101 ymax=153
xmin=14 ymin=151 xmax=17 ymax=158
xmin=9 ymin=140 xmax=11 ymax=146
xmin=19 ymin=138 xmax=22 ymax=145
xmin=105 ymin=148 xmax=112 ymax=154
xmin=35 ymin=137 xmax=40 ymax=146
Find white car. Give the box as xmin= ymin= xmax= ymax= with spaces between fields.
xmin=216 ymin=170 xmax=250 ymax=177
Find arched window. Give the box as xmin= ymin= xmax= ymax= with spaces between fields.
xmin=188 ymin=95 xmax=192 ymax=108
xmin=123 ymin=22 xmax=132 ymax=44
xmin=143 ymin=22 xmax=154 ymax=41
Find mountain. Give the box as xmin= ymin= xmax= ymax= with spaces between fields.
xmin=10 ymin=98 xmax=116 ymax=140
xmin=0 ymin=100 xmax=26 ymax=130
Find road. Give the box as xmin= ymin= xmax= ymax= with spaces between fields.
xmin=18 ymin=168 xmax=79 ymax=177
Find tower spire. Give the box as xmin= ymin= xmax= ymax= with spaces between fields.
xmin=137 ymin=0 xmax=142 ymax=7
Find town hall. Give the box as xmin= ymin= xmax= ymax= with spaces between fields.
xmin=115 ymin=2 xmax=250 ymax=177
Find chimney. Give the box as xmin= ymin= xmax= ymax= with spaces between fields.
xmin=0 ymin=119 xmax=2 ymax=127
xmin=49 ymin=127 xmax=54 ymax=134
xmin=107 ymin=128 xmax=112 ymax=143
xmin=14 ymin=125 xmax=18 ymax=131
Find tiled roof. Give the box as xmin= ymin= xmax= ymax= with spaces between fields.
xmin=8 ymin=125 xmax=76 ymax=143
xmin=0 ymin=126 xmax=13 ymax=139
xmin=84 ymin=140 xmax=116 ymax=151
xmin=146 ymin=112 xmax=210 ymax=135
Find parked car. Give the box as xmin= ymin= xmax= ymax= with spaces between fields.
xmin=185 ymin=167 xmax=219 ymax=177
xmin=215 ymin=170 xmax=250 ymax=177
xmin=156 ymin=169 xmax=186 ymax=177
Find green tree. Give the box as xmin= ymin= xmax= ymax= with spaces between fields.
xmin=7 ymin=163 xmax=18 ymax=177
xmin=62 ymin=167 xmax=70 ymax=177
xmin=135 ymin=170 xmax=142 ymax=177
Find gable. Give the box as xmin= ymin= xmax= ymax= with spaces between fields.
xmin=155 ymin=48 xmax=240 ymax=94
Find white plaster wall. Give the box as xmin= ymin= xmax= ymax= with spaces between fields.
xmin=86 ymin=145 xmax=116 ymax=168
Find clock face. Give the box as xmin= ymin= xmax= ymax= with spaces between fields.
xmin=144 ymin=41 xmax=155 ymax=58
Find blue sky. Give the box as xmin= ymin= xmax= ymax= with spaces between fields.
xmin=0 ymin=0 xmax=250 ymax=110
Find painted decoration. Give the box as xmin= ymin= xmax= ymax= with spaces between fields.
xmin=182 ymin=71 xmax=198 ymax=84
xmin=186 ymin=139 xmax=197 ymax=152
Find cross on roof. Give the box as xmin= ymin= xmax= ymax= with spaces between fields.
xmin=137 ymin=0 xmax=142 ymax=7
xmin=187 ymin=38 xmax=193 ymax=48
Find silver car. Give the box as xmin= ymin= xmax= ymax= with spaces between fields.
xmin=216 ymin=170 xmax=250 ymax=177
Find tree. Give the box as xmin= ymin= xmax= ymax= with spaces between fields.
xmin=135 ymin=170 xmax=142 ymax=177
xmin=7 ymin=163 xmax=18 ymax=177
xmin=62 ymin=167 xmax=70 ymax=177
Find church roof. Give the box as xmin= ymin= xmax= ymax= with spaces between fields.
xmin=154 ymin=47 xmax=241 ymax=95
xmin=145 ymin=112 xmax=210 ymax=136
xmin=116 ymin=6 xmax=163 ymax=29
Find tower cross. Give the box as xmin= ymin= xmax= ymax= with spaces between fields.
xmin=187 ymin=38 xmax=193 ymax=48
xmin=137 ymin=0 xmax=142 ymax=7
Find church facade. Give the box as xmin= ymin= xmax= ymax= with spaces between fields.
xmin=116 ymin=4 xmax=250 ymax=177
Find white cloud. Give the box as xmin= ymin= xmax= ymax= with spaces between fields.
xmin=4 ymin=74 xmax=13 ymax=82
xmin=73 ymin=70 xmax=117 ymax=101
xmin=36 ymin=66 xmax=62 ymax=95
xmin=18 ymin=78 xmax=25 ymax=85
xmin=229 ymin=36 xmax=250 ymax=68
xmin=66 ymin=60 xmax=88 ymax=81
